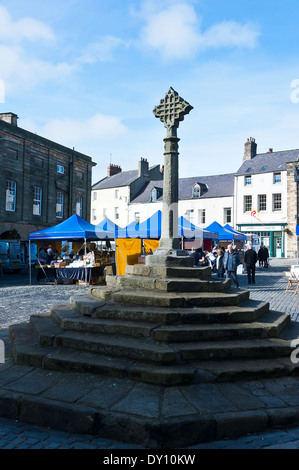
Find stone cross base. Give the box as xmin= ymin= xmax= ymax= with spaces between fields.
xmin=146 ymin=250 xmax=193 ymax=268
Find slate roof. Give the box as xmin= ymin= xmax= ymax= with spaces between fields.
xmin=235 ymin=149 xmax=299 ymax=176
xmin=131 ymin=173 xmax=234 ymax=203
xmin=92 ymin=170 xmax=139 ymax=190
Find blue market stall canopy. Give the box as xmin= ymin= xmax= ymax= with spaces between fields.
xmin=115 ymin=211 xmax=218 ymax=240
xmin=205 ymin=221 xmax=244 ymax=241
xmin=297 ymin=225 xmax=299 ymax=236
xmin=224 ymin=224 xmax=247 ymax=241
xmin=116 ymin=211 xmax=162 ymax=239
xmin=29 ymin=214 xmax=109 ymax=241
xmin=95 ymin=217 xmax=119 ymax=239
xmin=178 ymin=216 xmax=218 ymax=240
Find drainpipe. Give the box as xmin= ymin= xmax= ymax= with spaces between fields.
xmin=69 ymin=148 xmax=74 ymax=216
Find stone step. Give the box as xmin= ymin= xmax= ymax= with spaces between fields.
xmin=47 ymin=306 xmax=289 ymax=343
xmin=125 ymin=264 xmax=212 ymax=279
xmin=54 ymin=331 xmax=178 ymax=364
xmin=110 ymin=288 xmax=250 ymax=308
xmin=152 ymin=311 xmax=291 ymax=343
xmin=10 ymin=327 xmax=299 ymax=386
xmin=50 ymin=307 xmax=158 ymax=339
xmin=177 ymin=300 xmax=270 ymax=324
xmin=179 ymin=337 xmax=292 ymax=361
xmin=106 ymin=275 xmax=231 ymax=293
xmin=89 ymin=299 xmax=269 ymax=325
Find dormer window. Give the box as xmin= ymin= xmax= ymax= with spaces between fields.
xmin=151 ymin=187 xmax=162 ymax=202
xmin=193 ymin=184 xmax=200 ymax=199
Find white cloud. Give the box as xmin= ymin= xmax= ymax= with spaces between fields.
xmin=79 ymin=35 xmax=129 ymax=64
xmin=0 ymin=45 xmax=75 ymax=93
xmin=29 ymin=114 xmax=128 ymax=149
xmin=0 ymin=6 xmax=55 ymax=43
xmin=139 ymin=3 xmax=260 ymax=60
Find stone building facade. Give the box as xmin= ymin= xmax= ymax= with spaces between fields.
xmin=0 ymin=112 xmax=96 ymax=239
xmin=286 ymin=159 xmax=299 ymax=258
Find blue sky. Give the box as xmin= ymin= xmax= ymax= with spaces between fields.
xmin=1 ymin=0 xmax=299 ymax=184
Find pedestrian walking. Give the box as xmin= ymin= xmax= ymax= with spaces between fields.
xmin=223 ymin=244 xmax=240 ymax=288
xmin=258 ymin=245 xmax=269 ymax=268
xmin=244 ymin=244 xmax=258 ymax=284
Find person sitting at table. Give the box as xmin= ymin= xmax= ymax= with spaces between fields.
xmin=39 ymin=247 xmax=47 ymax=262
xmin=45 ymin=248 xmax=54 ymax=265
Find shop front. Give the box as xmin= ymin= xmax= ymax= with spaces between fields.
xmin=237 ymin=224 xmax=287 ymax=258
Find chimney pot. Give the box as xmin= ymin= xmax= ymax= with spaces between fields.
xmin=107 ymin=164 xmax=122 ymax=177
xmin=243 ymin=137 xmax=257 ymax=162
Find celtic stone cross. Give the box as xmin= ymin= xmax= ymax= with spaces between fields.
xmin=152 ymin=88 xmax=193 ymax=255
xmin=153 ymin=87 xmax=193 ymax=138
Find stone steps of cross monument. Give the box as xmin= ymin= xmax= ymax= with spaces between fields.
xmin=90 ymin=286 xmax=250 ymax=308
xmin=106 ymin=274 xmax=232 ymax=293
xmin=69 ymin=295 xmax=270 ymax=324
xmin=9 ymin=319 xmax=299 ymax=386
xmin=31 ymin=306 xmax=290 ymax=343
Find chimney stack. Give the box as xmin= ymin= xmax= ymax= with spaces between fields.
xmin=268 ymin=148 xmax=273 ymax=153
xmin=107 ymin=164 xmax=122 ymax=177
xmin=243 ymin=137 xmax=257 ymax=162
xmin=138 ymin=157 xmax=149 ymax=177
xmin=0 ymin=112 xmax=18 ymax=126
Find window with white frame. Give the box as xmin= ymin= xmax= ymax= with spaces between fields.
xmin=115 ymin=207 xmax=119 ymax=220
xmin=273 ymin=172 xmax=281 ymax=184
xmin=244 ymin=176 xmax=252 ymax=186
xmin=258 ymin=194 xmax=267 ymax=212
xmin=273 ymin=193 xmax=282 ymax=211
xmin=33 ymin=186 xmax=42 ymax=216
xmin=198 ymin=209 xmax=206 ymax=224
xmin=92 ymin=208 xmax=97 ymax=221
xmin=186 ymin=210 xmax=194 ymax=223
xmin=56 ymin=191 xmax=64 ymax=218
xmin=6 ymin=180 xmax=16 ymax=212
xmin=57 ymin=165 xmax=65 ymax=174
xmin=93 ymin=192 xmax=97 ymax=201
xmin=115 ymin=190 xmax=119 ymax=199
xmin=135 ymin=212 xmax=140 ymax=223
xmin=76 ymin=196 xmax=83 ymax=217
xmin=103 ymin=208 xmax=107 ymax=218
xmin=224 ymin=208 xmax=232 ymax=224
xmin=244 ymin=195 xmax=252 ymax=212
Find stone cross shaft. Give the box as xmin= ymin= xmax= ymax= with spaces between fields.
xmin=153 ymin=88 xmax=193 ymax=253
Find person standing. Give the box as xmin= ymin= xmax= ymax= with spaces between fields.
xmin=189 ymin=247 xmax=200 ymax=267
xmin=215 ymin=248 xmax=225 ymax=278
xmin=223 ymin=244 xmax=240 ymax=288
xmin=244 ymin=244 xmax=258 ymax=284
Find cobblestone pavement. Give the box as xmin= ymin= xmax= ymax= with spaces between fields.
xmin=0 ymin=258 xmax=298 ymax=450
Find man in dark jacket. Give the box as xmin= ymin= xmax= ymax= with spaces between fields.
xmin=223 ymin=244 xmax=240 ymax=288
xmin=244 ymin=244 xmax=258 ymax=284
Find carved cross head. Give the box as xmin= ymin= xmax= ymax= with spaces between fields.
xmin=153 ymin=87 xmax=193 ymax=133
